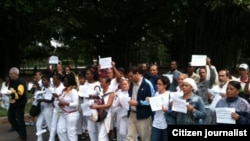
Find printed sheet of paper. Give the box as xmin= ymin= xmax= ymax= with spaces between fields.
xmin=170 ymin=92 xmax=183 ymax=100
xmin=215 ymin=107 xmax=236 ymax=124
xmin=190 ymin=55 xmax=207 ymax=66
xmin=49 ymin=56 xmax=59 ymax=64
xmin=99 ymin=57 xmax=112 ymax=69
xmin=34 ymin=91 xmax=46 ymax=99
xmin=119 ymin=96 xmax=130 ymax=111
xmin=43 ymin=89 xmax=53 ymax=100
xmin=149 ymin=96 xmax=163 ymax=111
xmin=172 ymin=97 xmax=187 ymax=113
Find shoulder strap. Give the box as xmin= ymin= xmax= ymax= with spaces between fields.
xmin=102 ymin=92 xmax=112 ymax=98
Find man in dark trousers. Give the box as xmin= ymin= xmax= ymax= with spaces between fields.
xmin=7 ymin=67 xmax=27 ymax=140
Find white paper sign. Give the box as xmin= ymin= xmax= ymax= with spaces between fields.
xmin=119 ymin=96 xmax=130 ymax=111
xmin=149 ymin=96 xmax=163 ymax=111
xmin=99 ymin=57 xmax=112 ymax=69
xmin=172 ymin=97 xmax=187 ymax=113
xmin=215 ymin=107 xmax=236 ymax=124
xmin=190 ymin=55 xmax=207 ymax=66
xmin=34 ymin=91 xmax=46 ymax=99
xmin=49 ymin=56 xmax=59 ymax=64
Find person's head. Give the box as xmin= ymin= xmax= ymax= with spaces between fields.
xmin=218 ymin=70 xmax=229 ymax=85
xmin=100 ymin=77 xmax=111 ymax=90
xmin=141 ymin=63 xmax=148 ymax=72
xmin=127 ymin=66 xmax=142 ymax=83
xmin=85 ymin=66 xmax=99 ymax=82
xmin=9 ymin=67 xmax=20 ymax=80
xmin=187 ymin=62 xmax=195 ymax=73
xmin=150 ymin=64 xmax=158 ymax=76
xmin=42 ymin=75 xmax=51 ymax=87
xmin=53 ymin=73 xmax=63 ymax=87
xmin=120 ymin=78 xmax=130 ymax=91
xmin=34 ymin=71 xmax=43 ymax=81
xmin=65 ymin=66 xmax=72 ymax=74
xmin=63 ymin=73 xmax=77 ymax=87
xmin=156 ymin=76 xmax=170 ymax=93
xmin=78 ymin=73 xmax=86 ymax=85
xmin=106 ymin=68 xmax=114 ymax=79
xmin=118 ymin=67 xmax=126 ymax=77
xmin=238 ymin=63 xmax=249 ymax=76
xmin=170 ymin=61 xmax=178 ymax=71
xmin=182 ymin=78 xmax=197 ymax=95
xmin=206 ymin=57 xmax=211 ymax=65
xmin=198 ymin=67 xmax=207 ymax=80
xmin=177 ymin=73 xmax=188 ymax=87
xmin=56 ymin=63 xmax=63 ymax=72
xmin=226 ymin=81 xmax=241 ymax=98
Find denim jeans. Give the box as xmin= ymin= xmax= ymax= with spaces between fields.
xmin=151 ymin=126 xmax=168 ymax=141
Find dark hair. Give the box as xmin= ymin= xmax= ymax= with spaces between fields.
xmin=53 ymin=73 xmax=63 ymax=82
xmin=100 ymin=77 xmax=111 ymax=84
xmin=128 ymin=66 xmax=141 ymax=74
xmin=63 ymin=73 xmax=77 ymax=86
xmin=85 ymin=66 xmax=99 ymax=81
xmin=41 ymin=74 xmax=51 ymax=82
xmin=199 ymin=66 xmax=207 ymax=72
xmin=228 ymin=81 xmax=241 ymax=90
xmin=155 ymin=76 xmax=171 ymax=90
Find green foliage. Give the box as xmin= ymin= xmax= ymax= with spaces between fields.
xmin=1 ymin=0 xmax=250 ymax=73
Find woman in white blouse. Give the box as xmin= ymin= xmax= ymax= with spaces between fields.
xmin=36 ymin=75 xmax=54 ymax=141
xmin=57 ymin=73 xmax=80 ymax=141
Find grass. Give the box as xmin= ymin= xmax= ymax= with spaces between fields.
xmin=0 ymin=92 xmax=33 ymax=118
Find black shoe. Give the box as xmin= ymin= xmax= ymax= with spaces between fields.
xmin=8 ymin=128 xmax=15 ymax=132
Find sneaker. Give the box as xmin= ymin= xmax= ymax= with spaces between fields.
xmin=25 ymin=121 xmax=35 ymax=126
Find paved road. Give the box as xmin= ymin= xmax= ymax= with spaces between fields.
xmin=0 ymin=122 xmax=91 ymax=141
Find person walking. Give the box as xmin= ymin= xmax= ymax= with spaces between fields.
xmin=126 ymin=66 xmax=153 ymax=141
xmin=7 ymin=67 xmax=28 ymax=140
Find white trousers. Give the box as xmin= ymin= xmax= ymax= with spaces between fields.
xmin=57 ymin=111 xmax=80 ymax=141
xmin=48 ymin=108 xmax=60 ymax=141
xmin=97 ymin=121 xmax=109 ymax=141
xmin=36 ymin=107 xmax=53 ymax=141
xmin=116 ymin=117 xmax=128 ymax=141
xmin=87 ymin=118 xmax=99 ymax=141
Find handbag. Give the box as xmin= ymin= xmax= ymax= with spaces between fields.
xmin=29 ymin=102 xmax=41 ymax=117
xmin=93 ymin=92 xmax=111 ymax=122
